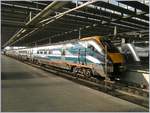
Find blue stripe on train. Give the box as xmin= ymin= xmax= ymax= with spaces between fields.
xmin=47 ymin=55 xmax=93 ymax=64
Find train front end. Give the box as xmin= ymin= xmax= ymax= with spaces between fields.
xmin=98 ymin=36 xmax=126 ymax=77
xmin=108 ymin=51 xmax=126 ymax=76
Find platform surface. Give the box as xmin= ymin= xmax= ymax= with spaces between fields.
xmin=1 ymin=55 xmax=148 ymax=112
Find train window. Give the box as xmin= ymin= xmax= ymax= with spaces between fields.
xmin=101 ymin=40 xmax=119 ymax=53
xmin=40 ymin=51 xmax=43 ymax=54
xmin=19 ymin=51 xmax=27 ymax=53
xmin=49 ymin=50 xmax=51 ymax=54
xmin=44 ymin=51 xmax=47 ymax=54
xmin=61 ymin=49 xmax=65 ymax=56
xmin=37 ymin=51 xmax=39 ymax=54
xmin=88 ymin=45 xmax=95 ymax=51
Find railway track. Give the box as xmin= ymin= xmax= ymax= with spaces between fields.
xmin=5 ymin=55 xmax=149 ymax=108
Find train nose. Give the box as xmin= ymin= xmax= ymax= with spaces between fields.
xmin=108 ymin=53 xmax=124 ymax=64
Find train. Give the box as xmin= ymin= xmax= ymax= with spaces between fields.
xmin=5 ymin=36 xmax=126 ymax=79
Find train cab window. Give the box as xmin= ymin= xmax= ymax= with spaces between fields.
xmin=101 ymin=39 xmax=119 ymax=53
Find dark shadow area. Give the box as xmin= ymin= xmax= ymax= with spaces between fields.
xmin=124 ymin=55 xmax=149 ymax=71
xmin=140 ymin=57 xmax=149 ymax=67
xmin=1 ymin=72 xmax=35 ymax=80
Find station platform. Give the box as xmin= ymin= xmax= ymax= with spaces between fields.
xmin=120 ymin=64 xmax=149 ymax=89
xmin=1 ymin=55 xmax=148 ymax=112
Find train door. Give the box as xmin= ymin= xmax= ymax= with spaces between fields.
xmin=78 ymin=42 xmax=87 ymax=65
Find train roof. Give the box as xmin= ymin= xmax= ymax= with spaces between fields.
xmin=32 ymin=35 xmax=102 ymax=48
xmin=6 ymin=35 xmax=106 ymax=51
xmin=80 ymin=36 xmax=100 ymax=40
xmin=80 ymin=35 xmax=109 ymax=41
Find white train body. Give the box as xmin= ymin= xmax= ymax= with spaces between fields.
xmin=5 ymin=36 xmax=125 ymax=78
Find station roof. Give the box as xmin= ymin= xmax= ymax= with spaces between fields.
xmin=1 ymin=0 xmax=149 ymax=47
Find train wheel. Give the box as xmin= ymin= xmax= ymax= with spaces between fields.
xmin=78 ymin=68 xmax=84 ymax=75
xmin=35 ymin=60 xmax=37 ymax=64
xmin=37 ymin=60 xmax=40 ymax=65
xmin=85 ymin=69 xmax=92 ymax=78
xmin=73 ymin=67 xmax=78 ymax=75
xmin=34 ymin=60 xmax=37 ymax=64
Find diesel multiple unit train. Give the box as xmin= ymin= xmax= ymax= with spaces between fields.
xmin=5 ymin=36 xmax=126 ymax=79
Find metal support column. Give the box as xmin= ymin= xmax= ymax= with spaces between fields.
xmin=79 ymin=28 xmax=81 ymax=39
xmin=49 ymin=38 xmax=51 ymax=44
xmin=104 ymin=45 xmax=110 ymax=91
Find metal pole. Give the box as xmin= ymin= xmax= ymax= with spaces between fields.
xmin=35 ymin=42 xmax=37 ymax=47
xmin=85 ymin=48 xmax=87 ymax=65
xmin=3 ymin=1 xmax=61 ymax=47
xmin=39 ymin=0 xmax=96 ymax=24
xmin=49 ymin=38 xmax=51 ymax=44
xmin=79 ymin=28 xmax=81 ymax=39
xmin=104 ymin=45 xmax=108 ymax=91
xmin=4 ymin=1 xmax=95 ymax=47
xmin=76 ymin=0 xmax=78 ymax=7
xmin=105 ymin=45 xmax=108 ymax=78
